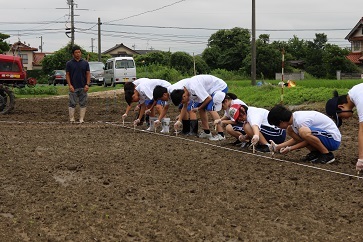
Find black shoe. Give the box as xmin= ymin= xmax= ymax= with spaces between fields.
xmin=255 ymin=144 xmax=270 ymax=153
xmin=240 ymin=141 xmax=251 ymax=149
xmin=313 ymin=152 xmax=335 ymax=164
xmin=303 ymin=151 xmax=320 ymax=162
xmin=232 ymin=139 xmax=242 ymax=146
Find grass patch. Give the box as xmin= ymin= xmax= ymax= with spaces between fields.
xmin=11 ymin=79 xmax=362 ymax=107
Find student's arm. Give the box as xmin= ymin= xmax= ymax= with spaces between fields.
xmin=358 ymin=122 xmax=363 ymax=159
xmin=123 ymin=105 xmax=132 ymax=117
xmin=137 ymin=103 xmax=146 ymax=120
xmin=196 ymin=96 xmax=212 ymax=111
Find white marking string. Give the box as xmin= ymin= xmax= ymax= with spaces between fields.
xmin=1 ymin=120 xmax=360 ymax=180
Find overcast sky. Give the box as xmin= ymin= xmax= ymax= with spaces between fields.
xmin=1 ymin=0 xmax=362 ymax=55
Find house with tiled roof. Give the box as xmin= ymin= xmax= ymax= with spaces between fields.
xmin=9 ymin=41 xmax=39 ymax=70
xmin=345 ymin=17 xmax=363 ymax=71
xmin=102 ymin=43 xmax=158 ymax=57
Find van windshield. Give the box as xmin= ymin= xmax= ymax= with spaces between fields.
xmin=89 ymin=62 xmax=104 ymax=72
xmin=115 ymin=60 xmax=135 ymax=69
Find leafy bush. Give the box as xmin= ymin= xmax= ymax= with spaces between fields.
xmin=14 ymin=86 xmax=58 ymax=96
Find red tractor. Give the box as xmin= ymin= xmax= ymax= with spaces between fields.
xmin=0 ymin=54 xmax=36 ymax=114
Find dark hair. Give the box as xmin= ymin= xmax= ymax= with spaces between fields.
xmin=124 ymin=82 xmax=136 ymax=92
xmin=153 ymin=85 xmax=168 ymax=100
xmin=125 ymin=90 xmax=134 ymax=106
xmin=335 ymin=90 xmax=348 ymax=107
xmin=71 ymin=45 xmax=81 ymax=54
xmin=267 ymin=104 xmax=292 ymax=127
xmin=224 ymin=92 xmax=238 ymax=100
xmin=170 ymin=89 xmax=184 ymax=106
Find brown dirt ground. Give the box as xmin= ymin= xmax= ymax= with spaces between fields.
xmin=0 ymin=89 xmax=362 ymax=241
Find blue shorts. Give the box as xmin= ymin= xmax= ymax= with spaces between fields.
xmin=145 ymin=100 xmax=166 ymax=107
xmin=260 ymin=125 xmax=286 ymax=144
xmin=232 ymin=122 xmax=245 ymax=134
xmin=194 ymin=87 xmax=229 ymax=111
xmin=310 ymin=127 xmax=340 ymax=151
xmin=145 ymin=100 xmax=154 ymax=106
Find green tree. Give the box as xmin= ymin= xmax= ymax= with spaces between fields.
xmin=134 ymin=51 xmax=171 ymax=67
xmin=202 ymin=27 xmax=251 ymax=71
xmin=194 ymin=55 xmax=210 ymax=74
xmin=304 ymin=33 xmax=327 ymax=78
xmin=0 ymin=33 xmax=11 ymax=54
xmin=41 ymin=43 xmax=110 ymax=75
xmin=170 ymin=51 xmax=194 ymax=75
xmin=323 ymin=43 xmax=360 ymax=78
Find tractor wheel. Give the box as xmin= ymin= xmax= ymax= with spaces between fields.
xmin=0 ymin=86 xmax=15 ymax=114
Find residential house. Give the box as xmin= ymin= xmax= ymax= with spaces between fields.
xmin=345 ymin=17 xmax=363 ymax=72
xmin=9 ymin=41 xmax=39 ymax=70
xmin=102 ymin=43 xmax=157 ymax=57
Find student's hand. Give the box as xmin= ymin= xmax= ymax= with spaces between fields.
xmin=238 ymin=134 xmax=248 ymax=142
xmin=145 ymin=109 xmax=151 ymax=115
xmin=280 ymin=146 xmax=291 ymax=154
xmin=69 ymin=85 xmax=75 ymax=93
xmin=133 ymin=119 xmax=140 ymax=126
xmin=174 ymin=120 xmax=182 ymax=129
xmin=154 ymin=120 xmax=161 ymax=127
xmin=122 ymin=113 xmax=127 ymax=119
xmin=251 ymin=134 xmax=259 ymax=146
xmin=214 ymin=119 xmax=222 ymax=125
xmin=269 ymin=140 xmax=278 ymax=153
xmin=191 ymin=107 xmax=199 ymax=113
xmin=356 ymin=159 xmax=363 ymax=171
xmin=134 ymin=106 xmax=140 ymax=111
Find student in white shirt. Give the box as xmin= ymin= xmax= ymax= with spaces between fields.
xmin=268 ymin=104 xmax=341 ymax=164
xmin=326 ymin=83 xmax=363 ymax=170
xmin=153 ymin=79 xmax=199 ymax=136
xmin=126 ymin=79 xmax=171 ymax=132
xmin=213 ymin=93 xmax=248 ymax=145
xmin=229 ymin=104 xmax=286 ymax=152
xmin=170 ymin=75 xmax=228 ymax=141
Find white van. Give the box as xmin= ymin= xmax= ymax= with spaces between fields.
xmin=103 ymin=57 xmax=136 ymax=87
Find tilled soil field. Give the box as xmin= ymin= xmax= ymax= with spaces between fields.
xmin=0 ymin=90 xmax=362 ymax=241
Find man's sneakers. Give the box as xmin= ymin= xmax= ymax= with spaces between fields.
xmin=209 ymin=134 xmax=226 ymax=141
xmin=303 ymin=151 xmax=320 ymax=162
xmin=198 ymin=132 xmax=213 ymax=139
xmin=303 ymin=151 xmax=335 ymax=164
xmin=314 ymin=152 xmax=335 ymax=164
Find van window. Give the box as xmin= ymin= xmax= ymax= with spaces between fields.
xmin=115 ymin=59 xmax=135 ymax=69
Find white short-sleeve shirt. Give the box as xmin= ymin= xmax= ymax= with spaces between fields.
xmin=184 ymin=75 xmax=227 ymax=103
xmin=246 ymin=107 xmax=274 ymax=128
xmin=135 ymin=79 xmax=171 ymax=104
xmin=348 ymin=83 xmax=363 ymax=122
xmin=292 ymin=111 xmax=341 ymax=142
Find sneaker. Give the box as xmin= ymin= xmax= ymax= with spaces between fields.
xmin=255 ymin=144 xmax=270 ymax=153
xmin=314 ymin=152 xmax=335 ymax=164
xmin=232 ymin=139 xmax=242 ymax=146
xmin=303 ymin=151 xmax=320 ymax=162
xmin=209 ymin=134 xmax=226 ymax=141
xmin=240 ymin=141 xmax=251 ymax=149
xmin=198 ymin=132 xmax=213 ymax=139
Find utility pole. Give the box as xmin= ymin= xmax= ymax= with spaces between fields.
xmin=98 ymin=17 xmax=102 ymax=62
xmin=37 ymin=36 xmax=43 ymax=52
xmin=91 ymin=38 xmax=95 ymax=52
xmin=70 ymin=0 xmax=75 ymax=47
xmin=251 ymin=0 xmax=256 ymax=86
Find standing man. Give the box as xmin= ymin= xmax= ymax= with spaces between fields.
xmin=326 ymin=83 xmax=363 ymax=170
xmin=66 ymin=45 xmax=91 ymax=123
